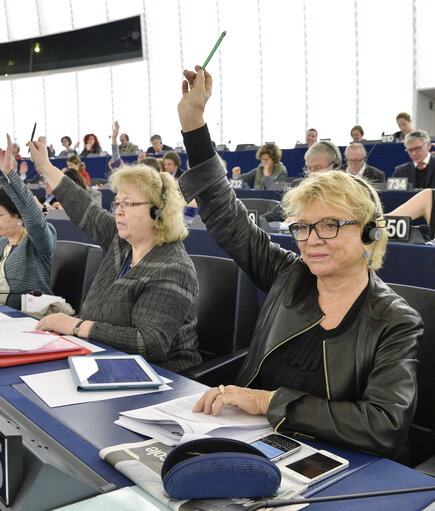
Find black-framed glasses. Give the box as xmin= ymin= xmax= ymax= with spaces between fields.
xmin=289 ymin=218 xmax=359 ymax=241
xmin=405 ymin=144 xmax=426 ymax=154
xmin=111 ymin=200 xmax=150 ymax=213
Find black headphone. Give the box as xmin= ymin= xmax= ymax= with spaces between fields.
xmin=352 ymin=177 xmax=383 ymax=244
xmin=150 ymin=174 xmax=166 ymax=224
xmin=317 ymin=140 xmax=342 ymax=168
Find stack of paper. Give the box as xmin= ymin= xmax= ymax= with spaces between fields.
xmin=116 ymin=392 xmax=274 ymax=446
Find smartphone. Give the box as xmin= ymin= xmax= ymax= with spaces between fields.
xmin=251 ymin=433 xmax=301 ymax=462
xmin=280 ymin=450 xmax=349 ymax=486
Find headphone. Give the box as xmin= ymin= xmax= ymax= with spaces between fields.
xmin=317 ymin=140 xmax=342 ymax=168
xmin=352 ymin=177 xmax=383 ymax=245
xmin=150 ymin=174 xmax=166 ymax=225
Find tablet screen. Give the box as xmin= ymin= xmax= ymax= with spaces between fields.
xmin=88 ymin=358 xmax=153 ymax=383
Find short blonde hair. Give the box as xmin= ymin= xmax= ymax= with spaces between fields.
xmin=109 ymin=162 xmax=188 ymax=246
xmin=282 ymin=171 xmax=387 ymax=270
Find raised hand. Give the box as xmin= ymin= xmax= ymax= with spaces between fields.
xmin=112 ymin=121 xmax=120 ymax=140
xmin=178 ymin=65 xmax=212 ymax=133
xmin=0 ymin=134 xmax=14 ymax=176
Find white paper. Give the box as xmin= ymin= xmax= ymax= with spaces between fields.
xmin=21 ymin=293 xmax=65 ymax=313
xmin=20 ymin=369 xmax=173 ymax=408
xmin=60 ymin=335 xmax=106 ymax=353
xmin=0 ymin=329 xmax=59 ymax=351
xmin=117 ymin=393 xmax=274 ymax=446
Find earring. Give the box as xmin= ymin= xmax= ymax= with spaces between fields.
xmin=363 ymin=251 xmax=369 ymax=258
xmin=17 ymin=220 xmax=23 ymax=226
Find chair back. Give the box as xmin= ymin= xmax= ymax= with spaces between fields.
xmin=50 ymin=241 xmax=104 ymax=313
xmin=239 ymin=198 xmax=280 ymax=216
xmin=388 ymin=283 xmax=435 ymax=466
xmin=190 ymin=255 xmax=259 ymax=360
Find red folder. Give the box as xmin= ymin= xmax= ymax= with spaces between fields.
xmin=0 ymin=338 xmax=91 ymax=367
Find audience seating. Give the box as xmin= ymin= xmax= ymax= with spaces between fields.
xmin=50 ymin=241 xmax=104 ymax=314
xmin=239 ymin=198 xmax=280 ymax=216
xmin=179 ymin=255 xmax=259 ymax=387
xmin=388 ymin=283 xmax=435 ymax=475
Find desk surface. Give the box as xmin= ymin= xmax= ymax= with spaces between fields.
xmin=1 ymin=307 xmax=434 ymax=510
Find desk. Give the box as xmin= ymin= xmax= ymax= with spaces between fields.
xmin=0 ymin=305 xmax=434 ymax=510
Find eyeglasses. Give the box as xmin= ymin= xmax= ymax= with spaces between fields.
xmin=289 ymin=218 xmax=359 ymax=241
xmin=302 ymin=162 xmax=334 ymax=175
xmin=405 ymin=144 xmax=426 ymax=154
xmin=111 ymin=200 xmax=150 ymax=213
xmin=346 ymin=158 xmax=365 ymax=164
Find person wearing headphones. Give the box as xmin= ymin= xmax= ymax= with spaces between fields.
xmin=345 ymin=143 xmax=385 ymax=183
xmin=178 ymin=66 xmax=422 ymax=461
xmin=119 ymin=131 xmax=139 ymax=155
xmin=0 ymin=135 xmax=56 ymax=309
xmin=28 ymin=139 xmax=201 ymax=373
xmin=231 ymin=143 xmax=287 ymax=190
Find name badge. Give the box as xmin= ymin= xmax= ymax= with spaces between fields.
xmin=384 ymin=215 xmax=411 ymax=241
xmin=387 ymin=177 xmax=408 ymax=191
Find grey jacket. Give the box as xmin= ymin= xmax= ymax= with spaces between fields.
xmin=0 ymin=171 xmax=56 ymax=309
xmin=179 ymin=153 xmax=422 ymax=459
xmin=53 ymin=176 xmax=201 ymax=373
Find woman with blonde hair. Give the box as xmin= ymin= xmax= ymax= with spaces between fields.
xmin=178 ymin=66 xmax=422 ymax=461
xmin=28 ymin=140 xmax=201 ymax=373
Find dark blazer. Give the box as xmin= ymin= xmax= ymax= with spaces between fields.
xmin=363 ymin=165 xmax=386 ymax=183
xmin=393 ymin=156 xmax=435 ymax=188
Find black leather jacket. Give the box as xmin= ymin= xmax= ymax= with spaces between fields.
xmin=179 ymin=154 xmax=423 ymax=460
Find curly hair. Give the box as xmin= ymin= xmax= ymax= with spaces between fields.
xmin=281 ymin=171 xmax=387 ymax=270
xmin=109 ymin=162 xmax=188 ymax=246
xmin=256 ymin=143 xmax=282 ymax=164
xmin=83 ymin=133 xmax=100 ymax=150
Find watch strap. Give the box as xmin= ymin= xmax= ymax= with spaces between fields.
xmin=72 ymin=319 xmax=85 ymax=337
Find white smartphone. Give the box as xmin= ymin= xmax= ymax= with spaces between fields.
xmin=280 ymin=450 xmax=349 ymax=485
xmin=251 ymin=433 xmax=301 ymax=462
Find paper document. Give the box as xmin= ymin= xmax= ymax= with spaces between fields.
xmin=0 ymin=329 xmax=59 ymax=351
xmin=116 ymin=393 xmax=274 ymax=446
xmin=20 ymin=369 xmax=173 ymax=408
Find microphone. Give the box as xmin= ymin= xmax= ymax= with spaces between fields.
xmin=0 ymin=289 xmax=43 ymax=296
xmin=365 ymin=132 xmax=384 ymax=161
xmin=414 ymin=224 xmax=430 ymax=236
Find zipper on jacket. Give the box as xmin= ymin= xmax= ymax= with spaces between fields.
xmin=245 ymin=317 xmax=325 ymax=388
xmin=323 ymin=340 xmax=331 ymax=400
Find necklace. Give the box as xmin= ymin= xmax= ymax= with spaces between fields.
xmin=9 ymin=227 xmax=27 ymax=247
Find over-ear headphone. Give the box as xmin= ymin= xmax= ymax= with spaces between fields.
xmin=352 ymin=177 xmax=383 ymax=245
xmin=318 ymin=140 xmax=342 ymax=168
xmin=150 ymin=174 xmax=167 ymax=224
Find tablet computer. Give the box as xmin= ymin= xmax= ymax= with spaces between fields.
xmin=68 ymin=354 xmax=164 ymax=390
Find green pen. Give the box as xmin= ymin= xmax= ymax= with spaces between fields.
xmin=201 ymin=31 xmax=227 ymax=70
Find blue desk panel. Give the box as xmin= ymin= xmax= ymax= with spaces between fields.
xmin=306 ymin=458 xmax=435 ymax=510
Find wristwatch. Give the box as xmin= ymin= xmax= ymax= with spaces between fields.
xmin=72 ymin=319 xmax=85 ymax=337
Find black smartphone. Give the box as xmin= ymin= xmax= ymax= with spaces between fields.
xmin=251 ymin=433 xmax=301 ymax=462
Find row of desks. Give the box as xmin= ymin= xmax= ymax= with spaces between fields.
xmin=1 ymin=304 xmax=434 ymax=510
xmin=20 ymin=141 xmax=410 ymax=181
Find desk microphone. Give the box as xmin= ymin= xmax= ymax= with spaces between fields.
xmin=244 ymin=484 xmax=435 ymax=510
xmin=0 ymin=289 xmax=43 ymax=296
xmin=365 ymin=132 xmax=384 ymax=161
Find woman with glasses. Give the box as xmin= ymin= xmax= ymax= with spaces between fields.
xmin=28 ymin=139 xmax=201 ymax=373
xmin=178 ymin=66 xmax=422 ymax=460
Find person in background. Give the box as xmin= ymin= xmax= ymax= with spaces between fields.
xmin=64 ymin=155 xmax=91 ymax=185
xmin=394 ymin=112 xmax=413 ymax=142
xmin=79 ymin=134 xmax=102 ymax=157
xmin=57 ymin=136 xmax=78 ymax=158
xmin=18 ymin=160 xmax=28 ymax=181
xmin=12 ymin=143 xmax=22 ymax=160
xmin=178 ymin=66 xmax=422 ymax=461
xmin=119 ymin=132 xmax=139 ymax=155
xmin=295 ymin=128 xmax=318 ymax=148
xmin=146 ymin=134 xmax=173 ymax=155
xmin=388 ymin=188 xmax=435 ymax=239
xmin=0 ymin=135 xmax=56 ymax=309
xmin=344 ymin=143 xmax=385 ymax=183
xmin=231 ymin=143 xmax=287 ymax=190
xmin=38 ymin=136 xmax=55 ymax=158
xmin=37 ymin=180 xmax=59 ymax=212
xmin=393 ymin=130 xmax=435 ymax=189
xmin=350 ymin=125 xmax=366 ymax=143
xmin=28 ymin=139 xmax=201 ymax=373
xmin=162 ymin=151 xmax=184 ymax=179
